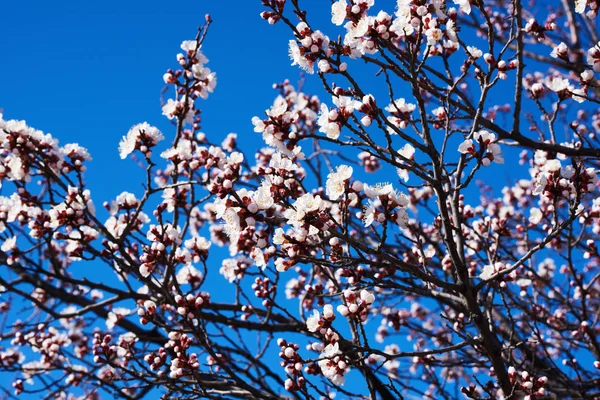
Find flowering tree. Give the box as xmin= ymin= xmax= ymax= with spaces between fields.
xmin=2 ymin=0 xmax=600 ymax=399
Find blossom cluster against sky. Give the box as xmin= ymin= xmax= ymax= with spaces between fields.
xmin=0 ymin=0 xmax=511 ymax=211
xmin=1 ymin=0 xmax=324 ymax=203
xmin=1 ymin=2 xmax=386 ymax=396
xmin=1 ymin=1 xmax=550 ymax=397
xmin=1 ymin=2 xmax=321 ymax=396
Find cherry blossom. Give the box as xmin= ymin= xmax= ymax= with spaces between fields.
xmin=326 ymin=165 xmax=353 ymax=200
xmin=2 ymin=3 xmax=600 ymax=399
xmin=331 ymin=0 xmax=347 ymax=26
xmin=118 ymin=122 xmax=163 ymax=159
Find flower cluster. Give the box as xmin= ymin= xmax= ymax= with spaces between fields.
xmin=252 ymin=82 xmax=320 ymax=157
xmin=317 ymin=93 xmax=360 ymax=140
xmin=531 ymin=155 xmax=598 ymax=199
xmin=288 ymin=22 xmax=331 ymax=74
xmin=119 ymin=123 xmax=164 ymax=160
xmin=0 ymin=116 xmax=92 ymax=187
xmin=576 ymin=0 xmax=600 ymax=18
xmin=325 ymin=165 xmax=354 ymax=201
xmin=317 ymin=342 xmax=348 ymax=386
xmin=385 ymin=98 xmax=415 ymax=131
xmin=306 ymin=304 xmax=336 ymax=333
xmin=507 ymin=367 xmax=549 ymax=400
xmin=5 ymin=2 xmax=600 ymax=399
xmin=336 ymin=289 xmax=375 ymax=321
xmin=278 ymin=339 xmax=306 ymax=391
xmin=166 ymin=39 xmax=217 ymax=99
xmin=139 ymin=223 xmax=182 ymax=277
xmin=362 ymin=183 xmax=410 ymax=228
xmin=458 ymin=129 xmax=504 ymax=166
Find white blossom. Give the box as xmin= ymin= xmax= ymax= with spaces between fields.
xmin=360 ymin=289 xmax=375 ymax=304
xmin=458 ymin=139 xmax=475 ymax=154
xmin=326 ymin=165 xmax=353 ymax=200
xmin=544 ymin=76 xmax=572 ymax=93
xmin=453 ymin=0 xmax=472 ymax=15
xmin=119 ymin=123 xmax=163 ymax=159
xmin=306 ymin=310 xmax=320 ymax=332
xmin=253 ymin=183 xmax=275 ymax=210
xmin=331 ymin=0 xmax=348 ymax=25
xmin=466 ymin=46 xmax=482 ymax=58
xmin=289 ymin=40 xmax=314 ymax=74
xmin=317 ymin=104 xmax=341 ymax=140
xmin=529 ymin=208 xmax=543 ymax=224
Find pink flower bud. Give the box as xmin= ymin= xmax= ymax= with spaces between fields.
xmin=284 ymin=347 xmax=295 ymax=358
xmin=284 ymin=379 xmax=294 ymax=391
xmin=337 ymin=305 xmax=349 ymax=316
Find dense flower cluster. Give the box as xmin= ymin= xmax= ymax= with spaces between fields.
xmin=2 ymin=1 xmax=600 ymax=399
